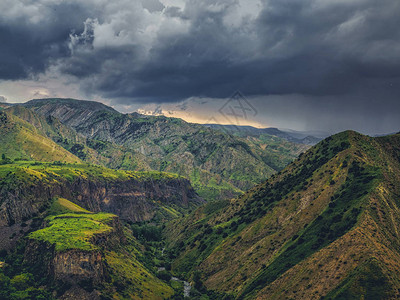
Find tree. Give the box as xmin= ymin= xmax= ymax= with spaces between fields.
xmin=0 ymin=154 xmax=11 ymax=164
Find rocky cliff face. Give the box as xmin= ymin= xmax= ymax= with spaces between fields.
xmin=25 ymin=241 xmax=106 ymax=285
xmin=0 ymin=173 xmax=202 ymax=227
xmin=70 ymin=177 xmax=198 ymax=221
xmin=24 ymin=215 xmax=125 ymax=300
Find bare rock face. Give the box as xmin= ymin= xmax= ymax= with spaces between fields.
xmin=52 ymin=250 xmax=105 ymax=285
xmin=58 ymin=287 xmax=102 ymax=300
xmin=69 ymin=177 xmax=199 ymax=222
xmin=24 ymin=242 xmax=106 ymax=299
xmin=0 ymin=175 xmax=203 ymax=227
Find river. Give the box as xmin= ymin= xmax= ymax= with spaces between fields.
xmin=159 ymin=247 xmax=191 ymax=297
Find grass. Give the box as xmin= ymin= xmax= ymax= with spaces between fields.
xmin=28 ymin=212 xmax=115 ymax=251
xmin=169 ymin=199 xmax=243 ymax=277
xmin=160 ymin=205 xmax=181 ymax=218
xmin=239 ymin=145 xmax=380 ymax=298
xmin=103 ymin=250 xmax=174 ymax=299
xmin=48 ymin=197 xmax=91 ymax=215
xmin=0 ymin=160 xmax=182 ymax=188
xmin=190 ymin=168 xmax=243 ymax=201
xmin=26 ymin=195 xmax=178 ymax=298
xmin=167 ymin=131 xmax=400 ymax=299
xmin=324 ymin=258 xmax=393 ymax=299
xmin=0 ymin=111 xmax=81 ymax=164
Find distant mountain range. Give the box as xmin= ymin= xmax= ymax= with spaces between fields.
xmin=204 ymin=124 xmax=326 ymax=145
xmin=5 ymin=98 xmax=309 ymax=201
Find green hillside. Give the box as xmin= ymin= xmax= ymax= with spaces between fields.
xmin=21 ymin=98 xmax=308 ymax=200
xmin=1 ymin=117 xmax=400 ymax=299
xmin=164 ymin=131 xmax=400 ymax=299
xmin=6 ymin=105 xmax=151 ymax=171
xmin=0 ymin=110 xmax=81 ymax=163
xmin=4 ymin=97 xmax=398 ymax=299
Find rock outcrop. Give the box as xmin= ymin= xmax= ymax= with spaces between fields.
xmin=0 ymin=173 xmax=202 ymax=227
xmin=24 ymin=215 xmax=125 ymax=299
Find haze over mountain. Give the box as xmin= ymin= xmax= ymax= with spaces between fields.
xmin=204 ymin=124 xmax=324 ymax=145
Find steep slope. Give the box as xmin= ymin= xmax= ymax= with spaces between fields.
xmin=165 ymin=131 xmax=400 ymax=299
xmin=5 ymin=105 xmax=152 ymax=171
xmin=23 ymin=98 xmax=117 ymax=125
xmin=22 ymin=98 xmax=308 ymax=200
xmin=0 ymin=110 xmax=81 ymax=163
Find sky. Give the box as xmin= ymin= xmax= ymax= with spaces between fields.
xmin=0 ymin=0 xmax=400 ymax=135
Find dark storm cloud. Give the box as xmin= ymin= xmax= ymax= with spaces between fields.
xmin=68 ymin=0 xmax=400 ymax=103
xmin=1 ymin=0 xmax=400 ymax=104
xmin=0 ymin=1 xmax=96 ymax=79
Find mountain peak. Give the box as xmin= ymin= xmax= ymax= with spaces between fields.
xmin=24 ymin=98 xmax=117 ymax=113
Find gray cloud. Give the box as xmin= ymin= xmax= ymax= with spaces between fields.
xmin=0 ymin=0 xmax=400 ymax=133
xmin=141 ymin=0 xmax=165 ymax=13
xmin=59 ymin=0 xmax=400 ymax=103
xmin=0 ymin=95 xmax=7 ymax=102
xmin=0 ymin=1 xmax=93 ymax=79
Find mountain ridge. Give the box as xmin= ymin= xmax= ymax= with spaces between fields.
xmin=18 ymin=98 xmax=308 ymax=201
xmin=5 ymin=105 xmax=153 ymax=171
xmin=204 ymin=124 xmax=323 ymax=145
xmin=164 ymin=130 xmax=400 ymax=299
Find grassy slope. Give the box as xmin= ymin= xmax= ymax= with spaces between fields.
xmin=27 ymin=197 xmax=175 ymax=299
xmin=104 ymin=249 xmax=173 ymax=299
xmin=29 ymin=197 xmax=115 ymax=251
xmin=6 ymin=106 xmax=152 ymax=172
xmin=165 ymin=131 xmax=400 ymax=299
xmin=0 ymin=111 xmax=80 ymax=163
xmin=254 ymin=132 xmax=400 ymax=299
xmin=49 ymin=197 xmax=91 ymax=214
